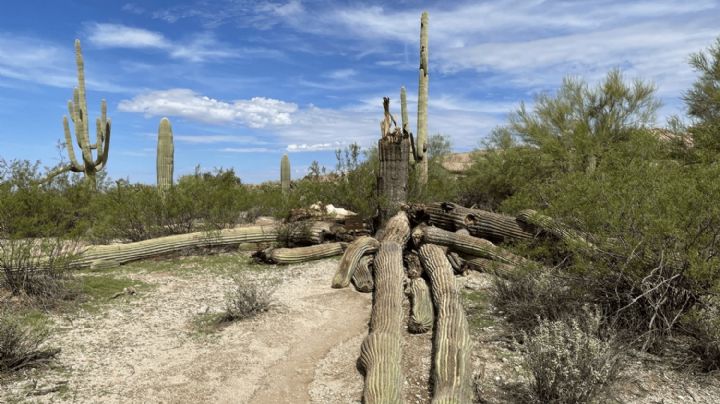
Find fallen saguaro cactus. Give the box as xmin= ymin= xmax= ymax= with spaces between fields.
xmin=408 ymin=202 xmax=534 ymax=243
xmin=405 ymin=277 xmax=434 ymax=333
xmin=405 ymin=251 xmax=423 ymax=279
xmin=332 ymin=236 xmax=380 ymax=288
xmin=516 ymin=209 xmax=595 ymax=251
xmin=419 ymin=244 xmax=473 ymax=403
xmin=412 ymin=225 xmax=529 ymax=267
xmin=358 ymin=242 xmax=405 ymax=404
xmin=75 ymin=225 xmax=279 ymax=268
xmin=461 ymin=256 xmax=514 ymax=278
xmin=446 ymin=252 xmax=464 ymax=274
xmin=260 ymin=242 xmax=345 ymax=264
xmin=351 ymin=255 xmax=374 ymax=293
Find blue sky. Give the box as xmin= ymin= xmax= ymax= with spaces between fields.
xmin=0 ymin=0 xmax=718 ymax=183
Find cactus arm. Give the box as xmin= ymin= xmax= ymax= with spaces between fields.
xmin=94 ymin=119 xmax=111 ymax=169
xmin=62 ymin=116 xmax=83 ymax=172
xmin=405 ymin=277 xmax=434 ymax=333
xmin=400 ymin=86 xmax=409 ymax=134
xmin=379 ymin=211 xmax=411 ymax=245
xmin=351 ymin=255 xmax=374 ymax=293
xmin=416 ymin=11 xmax=429 ymax=184
xmin=419 ymin=243 xmax=473 ymax=403
xmin=265 ymin=243 xmax=345 ymax=264
xmin=358 ymin=242 xmax=405 ymax=403
xmin=332 ymin=236 xmax=380 ymax=288
xmin=156 ymin=117 xmax=174 ymax=190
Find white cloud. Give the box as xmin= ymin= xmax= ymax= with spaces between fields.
xmin=174 ymin=134 xmax=263 ymax=144
xmin=85 ymin=23 xmax=243 ymax=62
xmin=287 ymin=143 xmax=337 ymax=152
xmin=221 ymin=147 xmax=274 ymax=153
xmin=118 ymin=88 xmax=298 ymax=128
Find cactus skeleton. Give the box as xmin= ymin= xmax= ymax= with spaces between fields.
xmin=157 ymin=117 xmax=174 ymax=190
xmin=351 ymin=255 xmax=374 ymax=293
xmin=47 ymin=39 xmax=110 ymax=188
xmin=409 ymin=202 xmax=534 ymax=243
xmin=358 ymin=242 xmax=405 ymax=404
xmin=419 ymin=244 xmax=473 ymax=403
xmin=516 ymin=209 xmax=595 ymax=251
xmin=405 ymin=277 xmax=434 ymax=333
xmin=412 ymin=225 xmax=529 ymax=267
xmin=332 ymin=236 xmax=380 ymax=288
xmin=281 ymin=154 xmax=291 ymax=194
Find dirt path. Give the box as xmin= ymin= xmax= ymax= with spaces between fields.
xmin=1 ymin=256 xmax=372 ymax=404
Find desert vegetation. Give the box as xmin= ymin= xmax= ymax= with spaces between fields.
xmin=2 ymin=9 xmax=720 ymax=404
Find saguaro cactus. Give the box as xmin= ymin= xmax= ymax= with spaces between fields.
xmin=281 ymin=154 xmax=291 ymax=194
xmin=358 ymin=242 xmax=405 ymax=404
xmin=351 ymin=255 xmax=374 ymax=293
xmin=332 ymin=236 xmax=380 ymax=288
xmin=417 ymin=11 xmax=429 ymax=185
xmin=157 ymin=117 xmax=174 ymax=190
xmin=419 ymin=244 xmax=473 ymax=403
xmin=405 ymin=277 xmax=434 ymax=333
xmin=262 ymin=242 xmax=345 ymax=264
xmin=49 ymin=39 xmax=110 ymax=188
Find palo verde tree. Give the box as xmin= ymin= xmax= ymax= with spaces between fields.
xmin=47 ymin=39 xmax=111 ymax=189
xmin=684 ymin=37 xmax=720 ymax=161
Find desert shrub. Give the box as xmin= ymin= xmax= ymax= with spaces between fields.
xmin=220 ymin=273 xmax=277 ymax=322
xmin=517 ymin=309 xmax=621 ymax=404
xmin=491 ymin=269 xmax=582 ymax=334
xmin=0 ymin=312 xmax=59 ymax=373
xmin=681 ymin=307 xmax=720 ymax=372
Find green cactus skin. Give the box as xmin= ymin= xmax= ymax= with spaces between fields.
xmin=281 ymin=154 xmax=291 ymax=194
xmin=359 ymin=242 xmax=405 ymax=404
xmin=332 ymin=236 xmax=380 ymax=288
xmin=266 ymin=242 xmax=345 ymax=264
xmin=417 ymin=11 xmax=429 ymax=185
xmin=405 ymin=277 xmax=434 ymax=333
xmin=419 ymin=244 xmax=473 ymax=404
xmin=73 ymin=225 xmax=279 ymax=269
xmin=351 ymin=255 xmax=374 ymax=293
xmin=401 ymin=86 xmax=410 ymax=134
xmin=412 ymin=225 xmax=529 ymax=267
xmin=157 ymin=117 xmax=174 ymax=190
xmin=53 ymin=39 xmax=111 ymax=188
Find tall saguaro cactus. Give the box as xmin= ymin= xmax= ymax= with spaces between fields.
xmin=417 ymin=11 xmax=429 ymax=185
xmin=156 ymin=117 xmax=174 ymax=190
xmin=50 ymin=39 xmax=110 ymax=188
xmin=281 ymin=154 xmax=291 ymax=194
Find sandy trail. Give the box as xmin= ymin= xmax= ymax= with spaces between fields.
xmin=1 ymin=257 xmax=372 ymax=404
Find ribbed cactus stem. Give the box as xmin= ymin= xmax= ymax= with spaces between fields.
xmin=74 ymin=225 xmax=279 ymax=268
xmin=412 ymin=225 xmax=529 ymax=267
xmin=401 ymin=86 xmax=409 ymax=134
xmin=52 ymin=39 xmax=111 ymax=188
xmin=359 ymin=242 xmax=405 ymax=403
xmin=281 ymin=154 xmax=291 ymax=194
xmin=157 ymin=117 xmax=174 ymax=190
xmin=264 ymin=242 xmax=345 ymax=264
xmin=351 ymin=255 xmax=374 ymax=293
xmin=461 ymin=256 xmax=515 ymax=278
xmin=332 ymin=236 xmax=380 ymax=288
xmin=516 ymin=209 xmax=596 ymax=251
xmin=380 ymin=211 xmax=411 ymax=245
xmin=419 ymin=244 xmax=473 ymax=403
xmin=417 ymin=11 xmax=429 ymax=185
xmin=405 ymin=277 xmax=434 ymax=333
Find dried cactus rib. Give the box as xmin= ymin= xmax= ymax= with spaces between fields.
xmin=419 ymin=244 xmax=473 ymax=404
xmin=332 ymin=236 xmax=380 ymax=288
xmin=411 ymin=202 xmax=534 ymax=243
xmin=380 ymin=211 xmax=411 ymax=246
xmin=516 ymin=209 xmax=595 ymax=251
xmin=405 ymin=277 xmax=434 ymax=333
xmin=265 ymin=242 xmax=345 ymax=264
xmin=461 ymin=256 xmax=514 ymax=278
xmin=352 ymin=255 xmax=374 ymax=293
xmin=74 ymin=225 xmax=278 ymax=268
xmin=412 ymin=225 xmax=528 ymax=267
xmin=359 ymin=242 xmax=405 ymax=404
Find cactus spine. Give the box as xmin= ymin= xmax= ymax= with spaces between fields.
xmin=52 ymin=39 xmax=111 ymax=188
xmin=417 ymin=11 xmax=429 ymax=185
xmin=419 ymin=244 xmax=473 ymax=403
xmin=156 ymin=117 xmax=174 ymax=190
xmin=281 ymin=154 xmax=291 ymax=194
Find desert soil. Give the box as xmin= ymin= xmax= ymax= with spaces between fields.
xmin=2 ymin=252 xmax=720 ymax=403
